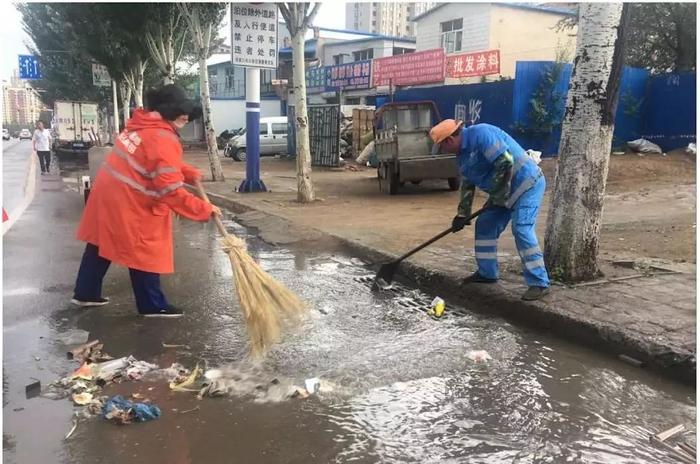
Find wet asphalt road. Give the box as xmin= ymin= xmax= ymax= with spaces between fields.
xmin=2 ymin=147 xmax=696 ymax=463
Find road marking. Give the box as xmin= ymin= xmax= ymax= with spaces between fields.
xmin=3 ymin=151 xmax=38 ymax=236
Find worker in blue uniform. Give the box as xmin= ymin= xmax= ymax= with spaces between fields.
xmin=429 ymin=120 xmax=550 ymax=301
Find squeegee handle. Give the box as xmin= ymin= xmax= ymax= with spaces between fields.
xmin=194 ymin=180 xmax=229 ymax=237
xmin=394 ymin=206 xmax=488 ymax=263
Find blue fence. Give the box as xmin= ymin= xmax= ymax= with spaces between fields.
xmin=386 ymin=80 xmax=516 ymax=130
xmin=642 ymin=72 xmax=696 ymax=151
xmin=374 ymin=61 xmax=695 ymax=156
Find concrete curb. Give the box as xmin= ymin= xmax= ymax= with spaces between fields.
xmin=202 ymin=189 xmax=695 ymax=385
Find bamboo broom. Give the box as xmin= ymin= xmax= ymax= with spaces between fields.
xmin=194 ymin=180 xmax=307 ymax=357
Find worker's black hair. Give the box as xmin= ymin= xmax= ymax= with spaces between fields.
xmin=145 ymin=84 xmax=202 ymax=122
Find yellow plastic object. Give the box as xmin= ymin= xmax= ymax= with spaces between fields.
xmin=429 ymin=297 xmax=445 ymax=318
xmin=169 ymin=364 xmax=202 ymax=392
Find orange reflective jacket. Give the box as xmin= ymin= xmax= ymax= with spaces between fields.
xmin=76 ymin=109 xmax=212 ymax=274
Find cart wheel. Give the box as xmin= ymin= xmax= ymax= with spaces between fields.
xmin=447 ymin=177 xmax=459 ymax=191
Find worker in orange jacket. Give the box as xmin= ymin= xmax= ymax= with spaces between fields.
xmin=71 ymin=84 xmax=221 ymax=318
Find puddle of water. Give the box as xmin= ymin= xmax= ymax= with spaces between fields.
xmin=167 ymin=219 xmax=696 ymax=463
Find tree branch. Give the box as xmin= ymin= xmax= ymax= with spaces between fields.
xmin=304 ymin=3 xmax=321 ymax=29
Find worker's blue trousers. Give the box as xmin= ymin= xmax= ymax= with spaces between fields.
xmin=73 ymin=243 xmax=169 ymax=313
xmin=474 ymin=176 xmax=550 ymax=288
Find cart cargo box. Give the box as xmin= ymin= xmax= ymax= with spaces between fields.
xmin=374 ymin=101 xmax=459 ymax=195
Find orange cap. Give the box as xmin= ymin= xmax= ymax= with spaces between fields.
xmin=429 ymin=119 xmax=464 ymax=145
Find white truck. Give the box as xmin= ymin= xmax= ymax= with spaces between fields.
xmin=53 ymin=101 xmax=99 ymax=154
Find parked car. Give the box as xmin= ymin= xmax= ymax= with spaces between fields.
xmin=217 ymin=128 xmax=243 ymax=149
xmin=19 ymin=129 xmax=32 ymax=140
xmin=224 ymin=117 xmax=288 ymax=162
xmin=2 ymin=128 xmax=9 ymax=140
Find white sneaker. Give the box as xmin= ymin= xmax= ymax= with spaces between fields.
xmin=71 ymin=297 xmax=110 ymax=307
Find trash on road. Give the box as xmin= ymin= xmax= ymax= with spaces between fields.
xmin=126 ymin=360 xmax=159 ymax=381
xmin=56 ymin=329 xmax=90 ymax=346
xmin=686 ymin=143 xmax=696 ymax=156
xmin=627 ymin=138 xmax=663 ymax=155
xmin=72 ymin=392 xmax=93 ymax=405
xmin=65 ymin=418 xmax=78 ymax=440
xmin=162 ymin=343 xmax=190 ymax=349
xmin=25 ymin=380 xmax=41 ymax=399
xmin=428 ymin=297 xmax=445 ymax=318
xmin=102 ymin=395 xmax=161 ymax=425
xmin=467 ymin=350 xmax=492 ymax=363
xmin=170 ymin=363 xmax=202 ymax=392
xmin=67 ymin=340 xmax=113 ymax=363
xmin=305 ymin=377 xmax=320 ymax=395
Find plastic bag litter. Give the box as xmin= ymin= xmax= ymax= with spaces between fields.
xmin=56 ymin=329 xmax=90 ymax=346
xmin=102 ymin=395 xmax=161 ymax=425
xmin=686 ymin=143 xmax=696 ymax=156
xmin=627 ymin=138 xmax=663 ymax=155
xmin=467 ymin=350 xmax=492 ymax=363
xmin=525 ymin=149 xmax=542 ymax=165
xmin=305 ymin=378 xmax=320 ymax=395
xmin=126 ymin=360 xmax=159 ymax=381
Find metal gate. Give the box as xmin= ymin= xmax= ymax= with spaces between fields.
xmin=286 ymin=104 xmax=341 ymax=167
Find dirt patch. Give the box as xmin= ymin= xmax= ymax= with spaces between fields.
xmin=189 ymin=149 xmax=696 ymax=264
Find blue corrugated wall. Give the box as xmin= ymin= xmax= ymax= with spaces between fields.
xmin=642 ymin=72 xmax=697 ymax=151
xmin=374 ymin=62 xmax=694 ymax=156
xmin=386 ymin=80 xmax=516 ymax=130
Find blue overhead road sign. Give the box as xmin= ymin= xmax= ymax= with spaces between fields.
xmin=18 ymin=55 xmax=41 ymax=80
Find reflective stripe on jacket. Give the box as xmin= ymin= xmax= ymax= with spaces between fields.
xmin=76 ymin=109 xmax=212 ymax=274
xmin=457 ymin=123 xmax=542 ymax=208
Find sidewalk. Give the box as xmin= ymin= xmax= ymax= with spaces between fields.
xmin=185 ymin=150 xmax=697 ymax=383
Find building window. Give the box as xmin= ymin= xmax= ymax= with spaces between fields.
xmin=440 ymin=18 xmax=463 ymax=54
xmin=353 ymin=49 xmax=374 ymax=61
xmin=333 ymin=54 xmax=344 ymax=65
xmin=393 ymin=47 xmax=414 ymax=56
xmin=225 ymin=67 xmax=235 ymax=89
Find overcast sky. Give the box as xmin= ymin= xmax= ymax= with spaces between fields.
xmin=2 ymin=2 xmax=347 ymax=82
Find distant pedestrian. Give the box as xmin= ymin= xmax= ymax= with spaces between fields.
xmin=429 ymin=120 xmax=550 ymax=301
xmin=32 ymin=120 xmax=52 ymax=174
xmin=71 ymin=84 xmax=222 ymax=317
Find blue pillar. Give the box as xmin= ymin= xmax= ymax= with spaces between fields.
xmin=239 ymin=67 xmax=267 ymax=193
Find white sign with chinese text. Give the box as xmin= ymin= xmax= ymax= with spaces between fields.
xmin=92 ymin=63 xmax=112 ymax=87
xmin=231 ymin=3 xmax=279 ymax=69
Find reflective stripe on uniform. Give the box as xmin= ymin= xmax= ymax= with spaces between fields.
xmin=513 ymin=154 xmax=530 ymax=175
xmin=519 ymin=246 xmax=541 ymax=258
xmin=475 ymin=251 xmax=498 ymax=260
xmin=475 ymin=239 xmax=498 ymax=247
xmin=505 ymin=171 xmax=542 ymax=209
xmin=525 ymin=258 xmax=545 ymax=270
xmin=103 ymin=163 xmax=183 ymax=197
xmin=112 ymin=146 xmax=178 ymax=180
xmin=484 ymin=141 xmax=504 ymax=162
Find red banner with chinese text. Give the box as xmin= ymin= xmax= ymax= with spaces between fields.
xmin=372 ymin=49 xmax=446 ymax=87
xmin=446 ymin=50 xmax=500 ymax=78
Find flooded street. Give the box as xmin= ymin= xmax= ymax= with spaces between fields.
xmin=3 ymin=149 xmax=696 ymax=463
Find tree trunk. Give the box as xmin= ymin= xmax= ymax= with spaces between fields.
xmin=120 ymin=81 xmax=132 ymax=125
xmin=134 ymin=61 xmax=145 ymax=107
xmin=199 ymin=54 xmax=225 ymax=181
xmin=291 ymin=29 xmax=315 ymax=203
xmin=544 ymin=3 xmax=626 ymax=282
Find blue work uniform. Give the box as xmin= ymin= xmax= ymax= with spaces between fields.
xmin=457 ymin=123 xmax=549 ymax=288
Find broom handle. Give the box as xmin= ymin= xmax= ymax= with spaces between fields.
xmin=193 ymin=180 xmax=229 ymax=238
